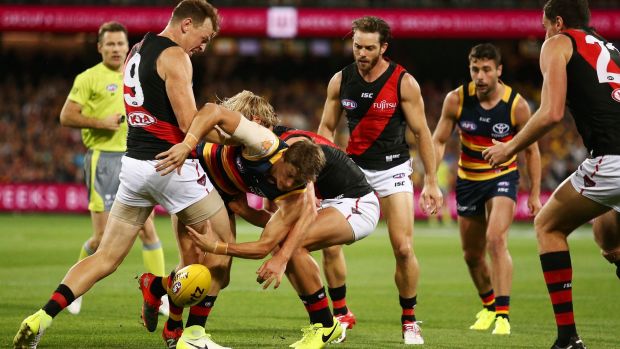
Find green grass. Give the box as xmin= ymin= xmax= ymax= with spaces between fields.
xmin=1 ymin=213 xmax=618 ymax=348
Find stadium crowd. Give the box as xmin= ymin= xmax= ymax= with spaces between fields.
xmin=3 ymin=0 xmax=619 ymax=8
xmin=0 ymin=45 xmax=584 ymax=190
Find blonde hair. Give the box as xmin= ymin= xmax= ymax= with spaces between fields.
xmin=220 ymin=90 xmax=280 ymax=129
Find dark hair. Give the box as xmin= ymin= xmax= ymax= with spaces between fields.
xmin=543 ymin=0 xmax=591 ymax=29
xmin=98 ymin=21 xmax=127 ymax=43
xmin=283 ymin=140 xmax=326 ymax=183
xmin=468 ymin=43 xmax=502 ymax=67
xmin=352 ymin=16 xmax=392 ymax=44
xmin=172 ymin=0 xmax=220 ymax=33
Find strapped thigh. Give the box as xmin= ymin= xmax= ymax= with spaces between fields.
xmin=109 ymin=200 xmax=153 ymax=226
xmin=177 ymin=191 xmax=225 ymax=226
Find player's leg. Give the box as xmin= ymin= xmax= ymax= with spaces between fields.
xmin=484 ymin=196 xmax=516 ymax=335
xmin=285 ymin=251 xmax=343 ymax=348
xmin=380 ymin=191 xmax=424 ymax=345
xmin=137 ymin=212 xmax=168 ymax=316
xmin=459 ymin=214 xmax=496 ymax=331
xmin=593 ymin=210 xmax=620 ymax=279
xmin=535 ymin=179 xmax=609 ymax=348
xmin=176 ymin=193 xmax=233 ymax=349
xmin=321 ymin=245 xmax=354 ymax=331
xmin=68 ymin=149 xmax=111 ymax=315
xmin=14 ymin=201 xmax=148 ymax=349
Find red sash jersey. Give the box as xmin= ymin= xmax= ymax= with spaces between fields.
xmin=339 ymin=60 xmax=410 ymax=170
xmin=123 ymin=33 xmax=195 ymax=160
xmin=561 ymin=29 xmax=620 ymax=157
xmin=456 ymin=82 xmax=521 ymax=181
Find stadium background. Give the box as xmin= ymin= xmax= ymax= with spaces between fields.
xmin=2 ymin=1 xmax=620 ymax=218
xmin=1 ymin=2 xmax=620 ymax=349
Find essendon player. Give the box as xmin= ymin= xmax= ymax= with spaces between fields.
xmin=318 ymin=16 xmax=442 ymax=345
xmin=432 ymin=44 xmax=542 ymax=336
xmin=484 ymin=1 xmax=620 ymax=348
xmin=13 ymin=2 xmax=234 ymax=349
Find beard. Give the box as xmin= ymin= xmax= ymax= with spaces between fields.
xmin=356 ymin=54 xmax=380 ymax=73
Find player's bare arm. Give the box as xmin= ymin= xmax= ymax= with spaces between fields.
xmin=401 ymin=73 xmax=443 ymax=213
xmin=154 ymin=104 xmax=243 ymax=174
xmin=431 ymin=89 xmax=460 ymax=170
xmin=158 ymin=46 xmax=198 ymax=133
xmin=186 ymin=189 xmax=310 ymax=260
xmin=483 ymin=35 xmax=571 ymax=165
xmin=228 ymin=196 xmax=272 ymax=228
xmin=513 ymin=95 xmax=542 ymax=215
xmin=59 ymin=99 xmax=121 ymax=131
xmin=317 ymin=72 xmax=343 ymax=142
xmin=256 ymin=185 xmax=318 ymax=289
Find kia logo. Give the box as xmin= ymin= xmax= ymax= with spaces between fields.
xmin=492 ymin=123 xmax=510 ymax=135
xmin=612 ymin=88 xmax=620 ymax=103
xmin=128 ymin=112 xmax=156 ymax=127
xmin=341 ymin=99 xmax=357 ymax=110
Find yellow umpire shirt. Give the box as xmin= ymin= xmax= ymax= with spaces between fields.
xmin=67 ymin=62 xmax=127 ymax=152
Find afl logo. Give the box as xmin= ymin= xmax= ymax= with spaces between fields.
xmin=128 ymin=112 xmax=156 ymax=127
xmin=460 ymin=121 xmax=477 ymax=131
xmin=341 ymin=99 xmax=357 ymax=110
xmin=612 ymin=88 xmax=620 ymax=103
xmin=172 ymin=281 xmax=181 ymax=294
xmin=106 ymin=83 xmax=118 ymax=92
xmin=492 ymin=123 xmax=510 ymax=136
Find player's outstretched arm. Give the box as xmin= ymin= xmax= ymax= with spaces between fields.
xmin=154 ymin=104 xmax=245 ymax=175
xmin=256 ymin=186 xmax=317 ymax=289
xmin=483 ymin=34 xmax=571 ymax=166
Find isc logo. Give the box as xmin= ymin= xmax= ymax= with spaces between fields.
xmin=361 ymin=92 xmax=374 ymax=98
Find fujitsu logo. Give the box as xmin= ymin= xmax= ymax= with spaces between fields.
xmin=373 ymin=99 xmax=397 ymax=111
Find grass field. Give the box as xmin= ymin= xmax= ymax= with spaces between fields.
xmin=1 ymin=213 xmax=618 ymax=349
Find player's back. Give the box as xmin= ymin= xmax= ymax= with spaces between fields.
xmin=315 ymin=145 xmax=373 ymax=200
xmin=562 ymin=29 xmax=620 ymax=156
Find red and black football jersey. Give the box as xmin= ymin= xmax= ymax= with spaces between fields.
xmin=562 ymin=29 xmax=620 ymax=156
xmin=339 ymin=60 xmax=409 ymax=170
xmin=123 ymin=33 xmax=192 ymax=160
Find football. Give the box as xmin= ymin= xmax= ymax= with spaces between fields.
xmin=169 ymin=264 xmax=212 ymax=307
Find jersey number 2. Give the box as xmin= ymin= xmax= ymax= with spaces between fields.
xmin=124 ymin=53 xmax=145 ymax=107
xmin=585 ymin=35 xmax=620 ymax=83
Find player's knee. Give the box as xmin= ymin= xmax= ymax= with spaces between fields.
xmin=485 ymin=235 xmax=508 ymax=257
xmin=533 ymin=214 xmax=549 ymax=241
xmin=463 ymin=251 xmax=484 ymax=268
xmin=209 ymin=262 xmax=231 ymax=289
xmin=393 ymin=243 xmax=413 ymax=261
xmin=322 ymin=246 xmax=342 ymax=260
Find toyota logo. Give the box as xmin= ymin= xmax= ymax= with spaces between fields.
xmin=492 ymin=123 xmax=510 ymax=135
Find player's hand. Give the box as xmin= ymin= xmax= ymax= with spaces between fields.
xmin=186 ymin=224 xmax=217 ymax=253
xmin=482 ymin=139 xmax=513 ymax=168
xmin=155 ymin=143 xmax=192 ymax=176
xmin=527 ymin=193 xmax=542 ymax=216
xmin=256 ymin=255 xmax=287 ymax=290
xmin=100 ymin=113 xmax=123 ymax=131
xmin=420 ymin=180 xmax=443 ymax=215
